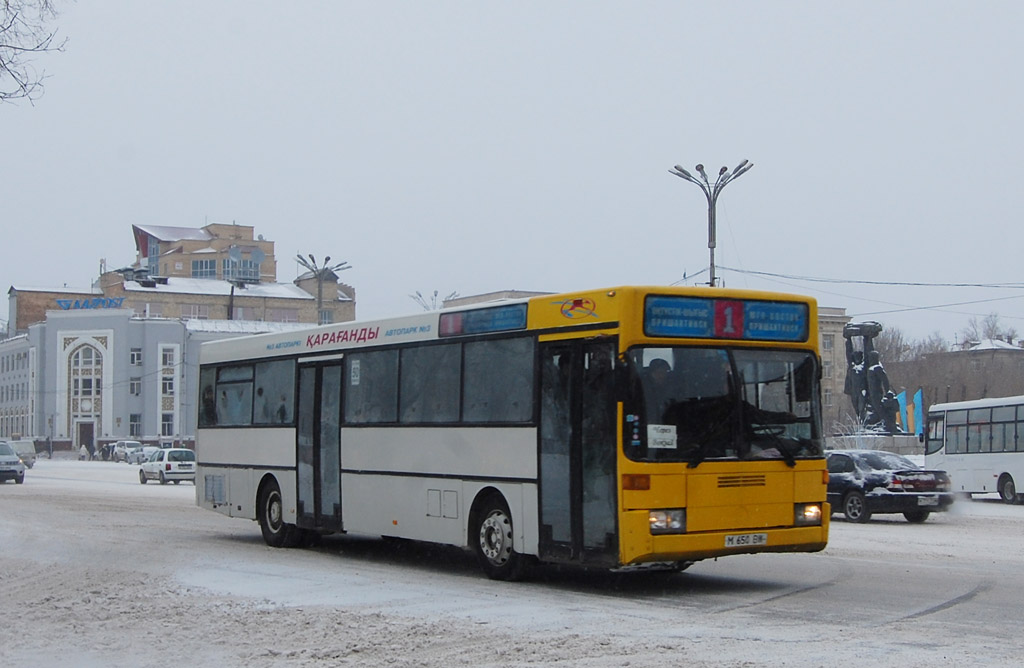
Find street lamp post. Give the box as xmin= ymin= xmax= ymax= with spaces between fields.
xmin=296 ymin=254 xmax=351 ymax=324
xmin=669 ymin=160 xmax=753 ymax=287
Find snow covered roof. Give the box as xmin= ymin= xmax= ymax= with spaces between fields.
xmin=9 ymin=285 xmax=98 ymax=295
xmin=133 ymin=224 xmax=213 ymax=242
xmin=123 ymin=276 xmax=314 ymax=300
xmin=966 ymin=338 xmax=1022 ymax=351
xmin=184 ymin=319 xmax=314 ymax=335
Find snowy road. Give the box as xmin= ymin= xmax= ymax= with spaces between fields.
xmin=2 ymin=458 xmax=1021 ymax=667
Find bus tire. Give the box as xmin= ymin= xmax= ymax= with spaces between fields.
xmin=998 ymin=474 xmax=1019 ymax=505
xmin=471 ymin=494 xmax=529 ymax=581
xmin=843 ymin=491 xmax=871 ymax=523
xmin=259 ymin=480 xmax=300 ymax=548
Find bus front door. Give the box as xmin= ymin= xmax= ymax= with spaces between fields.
xmin=296 ymin=361 xmax=343 ymax=532
xmin=539 ymin=339 xmax=618 ymax=566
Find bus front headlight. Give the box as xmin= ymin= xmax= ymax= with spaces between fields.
xmin=794 ymin=503 xmax=823 ymax=526
xmin=649 ymin=509 xmax=686 ymax=535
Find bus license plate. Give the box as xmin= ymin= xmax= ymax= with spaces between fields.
xmin=725 ymin=533 xmax=767 ymax=547
xmin=918 ymin=496 xmax=938 ymax=506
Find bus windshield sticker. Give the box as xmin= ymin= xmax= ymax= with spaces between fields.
xmin=645 ymin=296 xmax=808 ymax=342
xmin=350 ymin=359 xmax=360 ymax=386
xmin=648 ymin=424 xmax=677 ymax=449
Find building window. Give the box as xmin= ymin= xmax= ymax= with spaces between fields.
xmin=823 ymin=361 xmax=833 ymax=379
xmin=161 ymin=349 xmax=175 ymax=367
xmin=824 ymin=388 xmax=833 ymax=407
xmin=147 ymin=238 xmax=160 ymax=275
xmin=161 ymin=413 xmax=174 ymax=436
xmin=822 ymin=334 xmax=834 ymax=352
xmin=129 ymin=378 xmax=141 ymax=396
xmin=183 ymin=304 xmax=209 ymax=320
xmin=131 ymin=348 xmax=143 ymax=366
xmin=69 ymin=343 xmax=103 ymax=425
xmin=267 ymin=308 xmax=298 ymax=323
xmin=318 ymin=309 xmax=333 ymax=325
xmin=161 ymin=376 xmax=175 ymax=396
xmin=223 ymin=258 xmax=259 ymax=282
xmin=129 ymin=413 xmax=142 ymax=437
xmin=191 ymin=259 xmax=217 ymax=278
xmin=232 ymin=306 xmax=257 ymax=320
xmin=132 ymin=302 xmax=163 ymax=317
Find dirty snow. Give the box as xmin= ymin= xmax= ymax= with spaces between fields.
xmin=1 ymin=457 xmax=1022 ymax=667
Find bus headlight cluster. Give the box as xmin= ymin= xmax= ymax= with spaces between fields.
xmin=794 ymin=503 xmax=823 ymax=526
xmin=649 ymin=509 xmax=686 ymax=535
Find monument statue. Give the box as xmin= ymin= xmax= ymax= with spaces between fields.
xmin=843 ymin=322 xmax=902 ymax=433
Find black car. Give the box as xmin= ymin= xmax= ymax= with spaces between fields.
xmin=826 ymin=449 xmax=954 ymax=523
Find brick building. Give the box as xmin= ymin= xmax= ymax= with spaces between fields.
xmin=132 ymin=222 xmax=277 ymax=283
xmin=886 ymin=339 xmax=1024 ymax=411
xmin=0 ymin=223 xmax=356 ymax=450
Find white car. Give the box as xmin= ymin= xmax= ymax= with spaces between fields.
xmin=127 ymin=446 xmax=159 ymax=465
xmin=0 ymin=442 xmax=27 ymax=484
xmin=139 ymin=448 xmax=196 ymax=485
xmin=112 ymin=440 xmax=142 ymax=463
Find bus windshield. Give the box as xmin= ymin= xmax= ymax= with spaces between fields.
xmin=625 ymin=347 xmax=822 ymax=466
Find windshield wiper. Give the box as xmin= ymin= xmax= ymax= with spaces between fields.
xmin=749 ymin=425 xmax=797 ymax=467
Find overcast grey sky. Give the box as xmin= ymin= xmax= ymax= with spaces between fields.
xmin=4 ymin=1 xmax=1023 ymax=341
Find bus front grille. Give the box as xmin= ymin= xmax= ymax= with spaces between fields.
xmin=717 ymin=474 xmax=767 ymax=488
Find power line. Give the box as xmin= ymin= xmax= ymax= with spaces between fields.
xmin=716 ymin=265 xmax=1024 ymax=289
xmin=683 ymin=264 xmax=1024 ymax=323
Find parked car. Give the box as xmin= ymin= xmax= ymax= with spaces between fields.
xmin=127 ymin=446 xmax=159 ymax=465
xmin=7 ymin=439 xmax=37 ymax=468
xmin=0 ymin=442 xmax=26 ymax=484
xmin=826 ymin=449 xmax=954 ymax=523
xmin=139 ymin=448 xmax=196 ymax=485
xmin=112 ymin=440 xmax=142 ymax=463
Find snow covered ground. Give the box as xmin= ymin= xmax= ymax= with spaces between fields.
xmin=2 ymin=457 xmax=1022 ymax=667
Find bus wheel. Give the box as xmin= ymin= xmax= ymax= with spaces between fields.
xmin=998 ymin=474 xmax=1018 ymax=505
xmin=843 ymin=491 xmax=871 ymax=523
xmin=259 ymin=480 xmax=300 ymax=548
xmin=472 ymin=495 xmax=529 ymax=581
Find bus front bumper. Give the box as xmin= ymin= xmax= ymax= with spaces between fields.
xmin=619 ymin=507 xmax=830 ymax=566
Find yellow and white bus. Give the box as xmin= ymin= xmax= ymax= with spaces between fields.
xmin=195 ymin=286 xmax=829 ymax=579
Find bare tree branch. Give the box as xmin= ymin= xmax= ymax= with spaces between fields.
xmin=1 ymin=0 xmax=67 ymax=103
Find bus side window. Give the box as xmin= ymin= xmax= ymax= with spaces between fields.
xmin=253 ymin=360 xmax=296 ymax=425
xmin=216 ymin=365 xmax=254 ymax=426
xmin=199 ymin=367 xmax=217 ymax=427
xmin=344 ymin=350 xmax=399 ymax=424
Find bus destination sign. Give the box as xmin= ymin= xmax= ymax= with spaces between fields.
xmin=439 ymin=303 xmax=528 ymax=337
xmin=644 ymin=296 xmax=809 ymax=342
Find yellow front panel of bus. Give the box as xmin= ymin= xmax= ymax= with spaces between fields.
xmin=619 ymin=463 xmax=828 ymax=565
